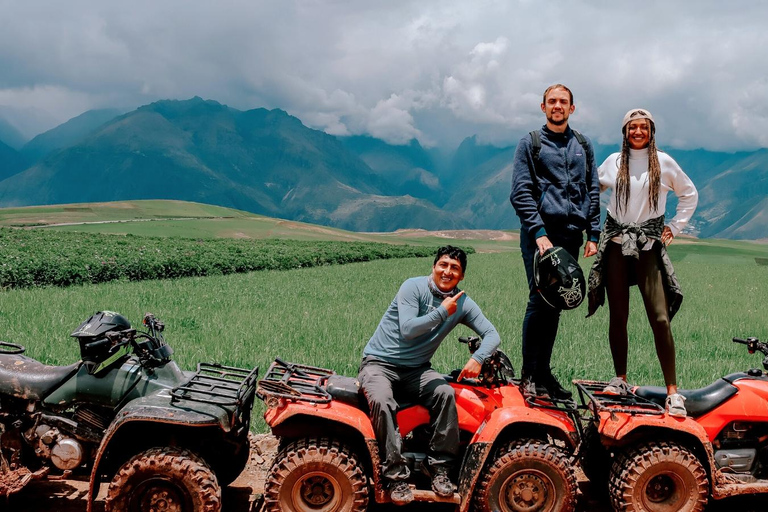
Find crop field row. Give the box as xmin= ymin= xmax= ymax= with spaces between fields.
xmin=0 ymin=227 xmax=444 ymax=289
xmin=2 ymin=244 xmax=766 ymax=432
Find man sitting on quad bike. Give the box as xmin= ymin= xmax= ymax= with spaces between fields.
xmin=358 ymin=245 xmax=501 ymax=506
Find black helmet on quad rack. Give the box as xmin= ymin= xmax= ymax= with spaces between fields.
xmin=533 ymin=246 xmax=586 ymax=310
xmin=71 ymin=311 xmax=132 ymax=363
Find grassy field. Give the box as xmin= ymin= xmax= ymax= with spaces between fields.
xmin=0 ymin=200 xmax=519 ymax=252
xmin=2 ymin=242 xmax=767 ymax=432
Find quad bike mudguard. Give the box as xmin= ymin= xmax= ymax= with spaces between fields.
xmin=87 ymin=362 xmax=258 ymax=512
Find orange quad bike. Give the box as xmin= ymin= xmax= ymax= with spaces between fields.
xmin=256 ymin=336 xmax=583 ymax=512
xmin=574 ymin=336 xmax=768 ymax=512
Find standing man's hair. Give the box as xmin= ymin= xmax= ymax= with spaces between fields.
xmin=542 ymin=84 xmax=574 ymax=104
xmin=434 ymin=245 xmax=467 ymax=272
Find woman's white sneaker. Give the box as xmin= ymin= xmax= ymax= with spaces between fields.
xmin=666 ymin=393 xmax=687 ymax=417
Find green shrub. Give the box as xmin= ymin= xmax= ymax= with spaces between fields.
xmin=0 ymin=228 xmax=469 ymax=290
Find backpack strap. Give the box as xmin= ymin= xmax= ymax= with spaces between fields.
xmin=572 ymin=129 xmax=595 ymax=172
xmin=529 ymin=130 xmax=542 ymax=162
xmin=528 ymin=131 xmax=542 ymax=201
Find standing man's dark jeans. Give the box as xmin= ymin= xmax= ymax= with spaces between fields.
xmin=358 ymin=356 xmax=459 ymax=481
xmin=519 ymin=230 xmax=582 ymax=379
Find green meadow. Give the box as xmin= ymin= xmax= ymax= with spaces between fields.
xmin=2 ymin=238 xmax=767 ymax=432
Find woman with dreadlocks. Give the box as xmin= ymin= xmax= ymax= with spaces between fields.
xmin=586 ymin=108 xmax=698 ymax=417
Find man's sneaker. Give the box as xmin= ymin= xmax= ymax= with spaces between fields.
xmin=388 ymin=481 xmax=414 ymax=506
xmin=666 ymin=393 xmax=687 ymax=418
xmin=602 ymin=376 xmax=631 ymax=395
xmin=431 ymin=467 xmax=455 ymax=498
xmin=539 ymin=372 xmax=573 ymax=400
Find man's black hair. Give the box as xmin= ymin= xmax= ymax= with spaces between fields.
xmin=434 ymin=245 xmax=467 ymax=272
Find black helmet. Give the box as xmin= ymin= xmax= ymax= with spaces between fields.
xmin=533 ymin=247 xmax=586 ymax=310
xmin=71 ymin=311 xmax=131 ymax=340
xmin=71 ymin=311 xmax=132 ymax=364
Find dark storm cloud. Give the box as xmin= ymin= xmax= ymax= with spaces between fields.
xmin=1 ymin=0 xmax=767 ymax=150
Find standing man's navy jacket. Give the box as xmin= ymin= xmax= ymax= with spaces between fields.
xmin=511 ymin=125 xmax=601 ymax=243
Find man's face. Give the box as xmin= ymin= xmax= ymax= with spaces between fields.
xmin=432 ymin=255 xmax=464 ymax=292
xmin=626 ymin=119 xmax=651 ymax=150
xmin=541 ymin=88 xmax=575 ymax=126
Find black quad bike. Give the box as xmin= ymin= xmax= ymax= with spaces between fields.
xmin=0 ymin=311 xmax=258 ymax=512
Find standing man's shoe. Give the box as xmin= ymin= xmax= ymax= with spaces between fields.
xmin=388 ymin=481 xmax=414 ymax=505
xmin=431 ymin=466 xmax=455 ymax=498
xmin=539 ymin=372 xmax=573 ymax=400
xmin=519 ymin=373 xmax=550 ymax=397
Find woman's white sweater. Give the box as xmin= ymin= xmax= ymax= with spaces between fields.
xmin=598 ymin=148 xmax=698 ymax=238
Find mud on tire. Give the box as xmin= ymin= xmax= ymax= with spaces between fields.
xmin=473 ymin=439 xmax=578 ymax=512
xmin=609 ymin=440 xmax=708 ymax=512
xmin=104 ymin=446 xmax=221 ymax=512
xmin=263 ymin=436 xmax=368 ymax=512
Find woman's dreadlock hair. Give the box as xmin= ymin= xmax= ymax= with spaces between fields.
xmin=616 ymin=118 xmax=661 ymax=214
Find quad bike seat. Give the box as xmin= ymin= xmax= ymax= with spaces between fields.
xmin=635 ymin=377 xmax=738 ymax=417
xmin=0 ymin=354 xmax=81 ymax=400
xmin=326 ymin=374 xmax=418 ymax=411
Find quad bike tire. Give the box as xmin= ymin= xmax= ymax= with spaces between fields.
xmin=473 ymin=439 xmax=578 ymax=512
xmin=263 ymin=436 xmax=368 ymax=512
xmin=609 ymin=440 xmax=708 ymax=512
xmin=104 ymin=446 xmax=221 ymax=512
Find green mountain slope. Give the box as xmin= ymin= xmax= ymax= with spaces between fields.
xmin=21 ymin=108 xmax=125 ymax=162
xmin=0 ymin=140 xmax=27 ymax=181
xmin=0 ymin=98 xmax=456 ymax=230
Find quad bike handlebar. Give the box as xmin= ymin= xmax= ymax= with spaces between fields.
xmin=733 ymin=336 xmax=768 ymax=370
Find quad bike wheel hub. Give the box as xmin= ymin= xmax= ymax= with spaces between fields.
xmin=135 ymin=478 xmax=186 ymax=512
xmin=506 ymin=472 xmax=548 ymax=512
xmin=645 ymin=473 xmax=679 ymax=505
xmin=293 ymin=471 xmax=341 ymax=511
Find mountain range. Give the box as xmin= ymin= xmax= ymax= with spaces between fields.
xmin=0 ymin=97 xmax=766 ymax=239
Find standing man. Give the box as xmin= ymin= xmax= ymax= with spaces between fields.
xmin=358 ymin=245 xmax=500 ymax=505
xmin=510 ymin=84 xmax=601 ymax=399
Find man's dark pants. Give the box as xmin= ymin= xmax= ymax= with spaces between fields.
xmin=519 ymin=229 xmax=582 ymax=379
xmin=358 ymin=356 xmax=459 ymax=481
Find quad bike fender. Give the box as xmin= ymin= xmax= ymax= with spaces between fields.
xmin=85 ymin=393 xmax=233 ymax=512
xmin=264 ymin=399 xmax=375 ymax=438
xmin=597 ymin=410 xmax=711 ymax=447
xmin=471 ymin=405 xmax=578 ymax=446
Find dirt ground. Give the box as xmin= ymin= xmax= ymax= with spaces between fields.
xmin=7 ymin=434 xmax=765 ymax=512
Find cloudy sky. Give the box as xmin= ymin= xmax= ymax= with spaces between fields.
xmin=2 ymin=0 xmax=767 ymax=151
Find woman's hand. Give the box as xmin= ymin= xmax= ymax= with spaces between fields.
xmin=661 ymin=226 xmax=674 ymax=246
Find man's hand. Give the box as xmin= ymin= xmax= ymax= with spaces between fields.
xmin=583 ymin=241 xmax=597 ymax=257
xmin=536 ymin=235 xmax=553 ymax=256
xmin=458 ymin=357 xmax=482 ymax=382
xmin=661 ymin=226 xmax=674 ymax=246
xmin=441 ymin=290 xmax=465 ymax=316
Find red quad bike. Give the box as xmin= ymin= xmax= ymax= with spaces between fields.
xmin=256 ymin=336 xmax=584 ymax=512
xmin=575 ymin=336 xmax=768 ymax=512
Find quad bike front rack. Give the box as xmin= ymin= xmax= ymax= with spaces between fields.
xmin=170 ymin=362 xmax=259 ymax=421
xmin=257 ymin=358 xmax=334 ymax=404
xmin=573 ymin=379 xmax=665 ymax=417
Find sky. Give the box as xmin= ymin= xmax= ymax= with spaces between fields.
xmin=2 ymin=0 xmax=768 ymax=151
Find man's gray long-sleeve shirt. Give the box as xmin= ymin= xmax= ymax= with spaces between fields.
xmin=362 ymin=276 xmax=500 ymax=367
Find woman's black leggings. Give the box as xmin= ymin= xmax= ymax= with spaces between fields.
xmin=605 ymin=242 xmax=676 ymax=386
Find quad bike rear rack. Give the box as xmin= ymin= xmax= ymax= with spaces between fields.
xmin=573 ymin=379 xmax=665 ymax=417
xmin=170 ymin=362 xmax=259 ymax=419
xmin=257 ymin=358 xmax=335 ymax=404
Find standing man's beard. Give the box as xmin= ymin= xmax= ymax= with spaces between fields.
xmin=547 ymin=114 xmax=568 ymax=126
